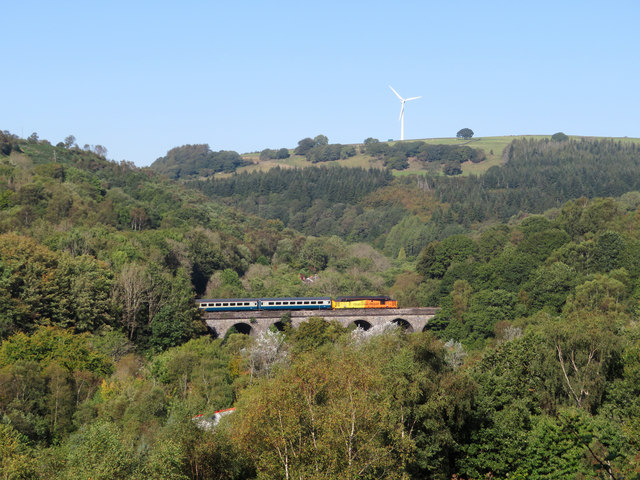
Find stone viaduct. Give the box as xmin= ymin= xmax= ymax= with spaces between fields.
xmin=203 ymin=307 xmax=439 ymax=338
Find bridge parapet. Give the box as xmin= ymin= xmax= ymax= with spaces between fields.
xmin=203 ymin=308 xmax=438 ymax=338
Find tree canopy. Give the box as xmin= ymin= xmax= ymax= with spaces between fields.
xmin=456 ymin=128 xmax=474 ymax=139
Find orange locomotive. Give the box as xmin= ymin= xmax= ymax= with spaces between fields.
xmin=332 ymin=295 xmax=398 ymax=309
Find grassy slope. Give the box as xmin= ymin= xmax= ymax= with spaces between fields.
xmin=233 ymin=135 xmax=640 ymax=178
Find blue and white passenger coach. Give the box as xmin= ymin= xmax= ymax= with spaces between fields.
xmin=197 ymin=299 xmax=259 ymax=311
xmin=258 ymin=297 xmax=332 ymax=310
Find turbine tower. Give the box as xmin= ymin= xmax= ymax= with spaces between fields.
xmin=389 ymin=85 xmax=421 ymax=141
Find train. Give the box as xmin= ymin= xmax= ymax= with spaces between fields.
xmin=197 ymin=295 xmax=397 ymax=312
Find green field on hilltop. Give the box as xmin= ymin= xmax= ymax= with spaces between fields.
xmin=236 ymin=135 xmax=533 ymax=176
xmin=235 ymin=135 xmax=640 ymax=177
xmin=237 ymin=150 xmax=385 ymax=174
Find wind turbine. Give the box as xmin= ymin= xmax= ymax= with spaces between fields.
xmin=389 ymin=85 xmax=421 ymax=141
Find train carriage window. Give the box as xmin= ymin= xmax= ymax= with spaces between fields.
xmin=304 ymin=301 xmax=309 ymax=305
xmin=223 ymin=303 xmax=229 ymax=307
xmin=276 ymin=302 xmax=281 ymax=305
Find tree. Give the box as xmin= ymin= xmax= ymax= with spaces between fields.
xmin=130 ymin=206 xmax=149 ymax=230
xmin=0 ymin=234 xmax=65 ymax=336
xmin=244 ymin=329 xmax=288 ymax=380
xmin=0 ymin=131 xmax=20 ymax=155
xmin=417 ymin=235 xmax=477 ymax=279
xmin=551 ymin=132 xmax=569 ymax=142
xmin=384 ymin=155 xmax=409 ymax=170
xmin=276 ymin=147 xmax=290 ymax=159
xmin=294 ymin=138 xmax=315 ymax=156
xmin=443 ymin=162 xmax=462 ymax=175
xmin=524 ymin=262 xmax=578 ymax=313
xmin=54 ymin=254 xmax=115 ymax=332
xmin=313 ymin=134 xmax=328 ymax=146
xmin=299 ymin=237 xmax=330 ymax=271
xmin=232 ymin=344 xmax=411 ymax=479
xmin=62 ymin=421 xmax=141 ymax=479
xmin=0 ymin=327 xmax=113 ymax=376
xmin=542 ymin=312 xmax=621 ymax=412
xmin=456 ymin=128 xmax=474 ymax=139
xmin=288 ymin=317 xmax=348 ymax=354
xmin=44 ymin=361 xmax=74 ymax=440
xmin=113 ymin=263 xmax=147 ymax=340
xmin=94 ymin=145 xmax=108 ymax=157
xmin=0 ymin=424 xmax=37 ymax=478
xmin=63 ymin=135 xmax=76 ymax=148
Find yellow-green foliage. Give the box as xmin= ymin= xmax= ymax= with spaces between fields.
xmin=0 ymin=326 xmax=113 ymax=376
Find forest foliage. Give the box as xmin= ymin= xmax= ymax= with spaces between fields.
xmin=1 ymin=131 xmax=640 ymax=478
xmin=150 ymin=144 xmax=251 ymax=179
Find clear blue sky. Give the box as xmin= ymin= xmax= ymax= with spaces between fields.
xmin=4 ymin=0 xmax=639 ymax=166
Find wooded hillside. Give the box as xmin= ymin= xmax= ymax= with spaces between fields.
xmin=1 ymin=130 xmax=640 ymax=478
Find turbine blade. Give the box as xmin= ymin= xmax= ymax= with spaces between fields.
xmin=399 ymin=103 xmax=405 ymax=121
xmin=405 ymin=96 xmax=421 ymax=101
xmin=389 ymin=85 xmax=404 ymax=101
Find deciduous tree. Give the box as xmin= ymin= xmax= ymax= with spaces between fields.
xmin=456 ymin=128 xmax=474 ymax=139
